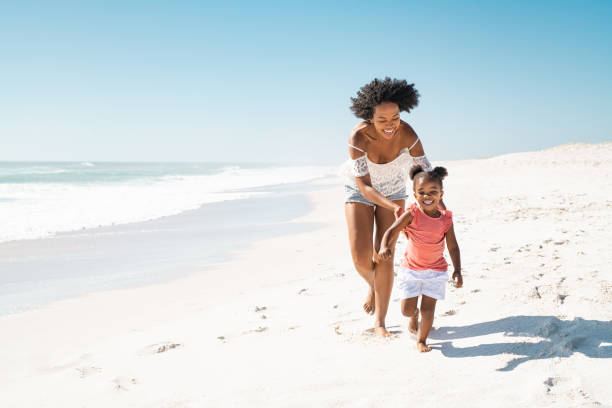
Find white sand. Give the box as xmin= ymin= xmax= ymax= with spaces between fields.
xmin=1 ymin=143 xmax=611 ymax=407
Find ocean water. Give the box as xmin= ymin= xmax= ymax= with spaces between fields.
xmin=0 ymin=161 xmax=335 ymax=243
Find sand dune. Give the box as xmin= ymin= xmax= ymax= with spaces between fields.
xmin=0 ymin=143 xmax=611 ymax=407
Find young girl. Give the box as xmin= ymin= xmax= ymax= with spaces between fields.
xmin=377 ymin=165 xmax=463 ymax=352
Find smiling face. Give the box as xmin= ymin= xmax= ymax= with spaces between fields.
xmin=413 ymin=177 xmax=444 ymax=212
xmin=371 ymin=102 xmax=400 ymax=140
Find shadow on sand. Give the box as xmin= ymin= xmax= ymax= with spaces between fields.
xmin=428 ymin=316 xmax=612 ymax=371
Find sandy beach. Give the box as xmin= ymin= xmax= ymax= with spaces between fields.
xmin=1 ymin=143 xmax=611 ymax=407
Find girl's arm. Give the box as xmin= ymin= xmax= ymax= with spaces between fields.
xmin=354 ymin=175 xmax=403 ymax=216
xmin=376 ymin=211 xmax=414 ymax=262
xmin=445 ymin=223 xmax=463 ymax=288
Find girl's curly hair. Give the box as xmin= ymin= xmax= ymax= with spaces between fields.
xmin=350 ymin=77 xmax=420 ymax=120
xmin=410 ymin=165 xmax=448 ymax=188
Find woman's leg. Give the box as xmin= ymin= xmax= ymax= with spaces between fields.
xmin=372 ymin=199 xmax=405 ymax=337
xmin=417 ymin=295 xmax=437 ymax=352
xmin=345 ymin=202 xmax=376 ymax=314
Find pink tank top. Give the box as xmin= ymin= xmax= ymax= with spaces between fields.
xmin=401 ymin=202 xmax=453 ymax=271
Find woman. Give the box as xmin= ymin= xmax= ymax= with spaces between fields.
xmin=343 ymin=77 xmax=433 ymax=337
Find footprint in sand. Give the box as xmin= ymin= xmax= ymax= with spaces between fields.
xmin=529 ymin=286 xmax=542 ymax=299
xmin=471 ymin=289 xmax=481 ymax=293
xmin=76 ymin=366 xmax=102 ymax=378
xmin=113 ymin=376 xmax=138 ymax=391
xmin=140 ymin=342 xmax=183 ymax=355
xmin=363 ymin=327 xmax=401 ymax=337
xmin=543 ymin=376 xmax=563 ymax=392
xmin=254 ymin=306 xmax=268 ymax=320
xmin=543 ymin=377 xmax=600 ymax=405
xmin=442 ymin=310 xmax=456 ymax=316
xmin=243 ymin=326 xmax=268 ymax=335
xmin=298 ymin=288 xmax=308 ymax=294
xmin=42 ymin=353 xmax=94 ymax=374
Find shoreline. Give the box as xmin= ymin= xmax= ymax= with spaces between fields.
xmin=0 ymin=177 xmax=334 ymax=316
xmin=0 ymin=162 xmax=337 ymax=244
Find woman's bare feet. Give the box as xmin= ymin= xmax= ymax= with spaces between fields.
xmin=363 ymin=287 xmax=375 ymax=314
xmin=408 ymin=309 xmax=419 ymax=334
xmin=374 ymin=326 xmax=392 ymax=338
xmin=416 ymin=341 xmax=432 ymax=352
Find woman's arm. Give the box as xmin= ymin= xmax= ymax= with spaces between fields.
xmin=445 ymin=224 xmax=463 ymax=288
xmin=401 ymin=121 xmax=425 ymax=156
xmin=376 ymin=210 xmax=413 ymax=262
xmin=354 ymin=175 xmax=403 ymax=215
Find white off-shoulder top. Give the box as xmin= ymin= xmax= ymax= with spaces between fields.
xmin=339 ymin=138 xmax=432 ymax=196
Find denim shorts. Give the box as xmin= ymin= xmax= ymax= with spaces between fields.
xmin=344 ymin=185 xmax=408 ymax=209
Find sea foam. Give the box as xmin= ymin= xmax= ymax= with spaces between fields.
xmin=0 ymin=163 xmax=334 ymax=243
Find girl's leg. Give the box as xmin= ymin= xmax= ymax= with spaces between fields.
xmin=400 ymin=297 xmax=419 ymax=334
xmin=372 ymin=199 xmax=405 ymax=337
xmin=417 ymin=295 xmax=437 ymax=352
xmin=345 ymin=202 xmax=376 ymax=314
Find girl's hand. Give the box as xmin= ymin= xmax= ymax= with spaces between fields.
xmin=394 ymin=206 xmax=405 ymax=219
xmin=452 ymin=271 xmax=463 ymax=288
xmin=377 ymin=246 xmax=393 ymax=262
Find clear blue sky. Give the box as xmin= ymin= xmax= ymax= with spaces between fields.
xmin=1 ymin=1 xmax=610 ymax=164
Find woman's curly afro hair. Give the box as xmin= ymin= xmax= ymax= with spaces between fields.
xmin=350 ymin=77 xmax=420 ymax=120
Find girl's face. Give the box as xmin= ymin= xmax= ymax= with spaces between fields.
xmin=371 ymin=102 xmax=400 ymax=140
xmin=413 ymin=178 xmax=443 ymax=211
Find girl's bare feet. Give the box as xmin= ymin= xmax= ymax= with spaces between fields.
xmin=408 ymin=309 xmax=419 ymax=334
xmin=416 ymin=341 xmax=432 ymax=352
xmin=363 ymin=287 xmax=375 ymax=314
xmin=374 ymin=326 xmax=392 ymax=338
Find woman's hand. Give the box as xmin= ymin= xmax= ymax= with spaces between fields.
xmin=377 ymin=246 xmax=393 ymax=262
